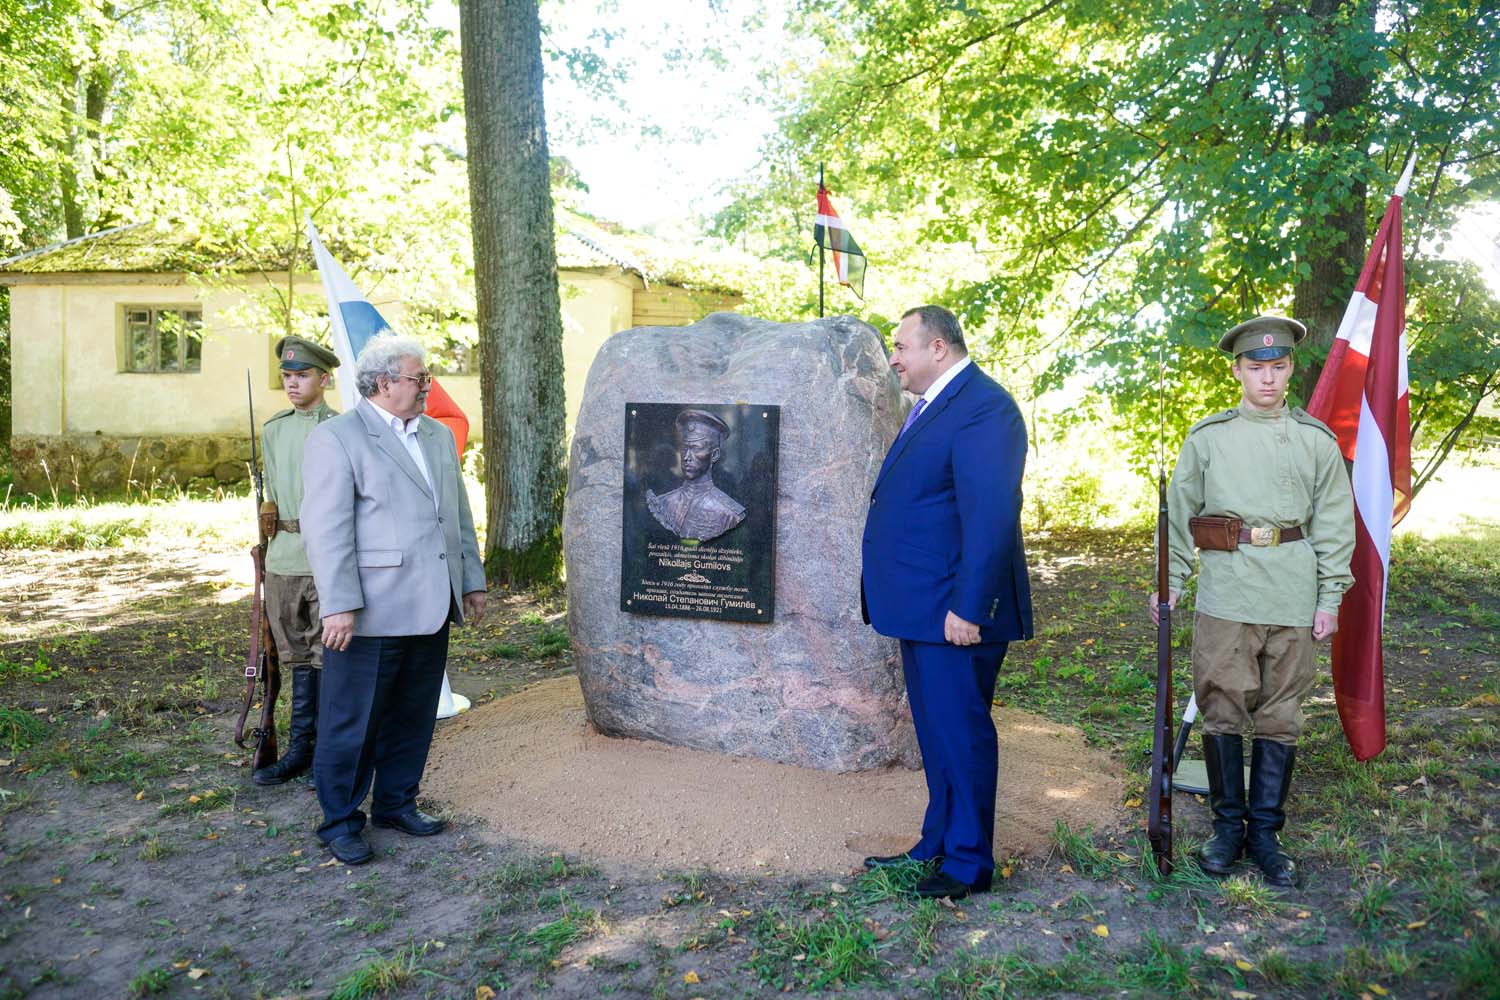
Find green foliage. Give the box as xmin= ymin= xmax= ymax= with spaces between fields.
xmin=750 ymin=903 xmax=890 ymax=990
xmin=327 ymin=947 xmax=420 ymax=1000
xmin=0 ymin=707 xmax=50 ymax=752
xmin=723 ymin=0 xmax=1500 ymax=473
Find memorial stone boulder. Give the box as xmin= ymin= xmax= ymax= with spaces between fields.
xmin=564 ymin=313 xmax=919 ymax=772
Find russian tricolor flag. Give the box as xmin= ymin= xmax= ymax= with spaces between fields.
xmin=1305 ymin=154 xmax=1416 ymax=761
xmin=305 ymin=219 xmax=470 ymax=455
xmin=305 ymin=218 xmax=474 ymax=718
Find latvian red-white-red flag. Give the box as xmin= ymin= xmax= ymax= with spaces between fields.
xmin=814 ymin=185 xmax=867 ymax=299
xmin=1305 ymin=155 xmax=1416 ymax=762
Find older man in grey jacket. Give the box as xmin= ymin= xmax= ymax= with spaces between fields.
xmin=301 ymin=334 xmax=486 ymax=865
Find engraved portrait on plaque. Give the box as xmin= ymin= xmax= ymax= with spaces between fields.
xmin=621 ymin=403 xmax=778 ymax=623
xmin=644 ymin=409 xmax=746 ymax=543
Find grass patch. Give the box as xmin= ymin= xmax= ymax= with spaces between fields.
xmin=533 ymin=626 xmax=570 ymax=657
xmin=0 ymin=707 xmax=50 ymax=751
xmin=851 ymin=858 xmax=931 ymax=905
xmin=327 ymin=946 xmax=421 ymax=1000
xmin=137 ymin=835 xmax=174 ymax=862
xmin=750 ymin=903 xmax=890 ymax=990
xmin=0 ymin=514 xmax=151 ymax=550
xmin=508 ymin=893 xmax=605 ymax=970
xmin=157 ymin=786 xmax=236 ymax=818
xmin=1049 ymin=820 xmax=1127 ymax=879
xmin=127 ymin=964 xmax=173 ymax=997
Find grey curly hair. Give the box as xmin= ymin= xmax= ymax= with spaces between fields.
xmin=354 ymin=334 xmax=427 ymax=398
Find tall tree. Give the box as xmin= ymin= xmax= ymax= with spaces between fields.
xmin=460 ymin=0 xmax=567 ymax=586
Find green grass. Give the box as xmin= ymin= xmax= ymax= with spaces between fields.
xmin=750 ymin=903 xmax=890 ymax=991
xmin=851 ymin=858 xmax=931 ymax=905
xmin=533 ymin=625 xmax=570 ymax=656
xmin=0 ymin=707 xmax=50 ymax=751
xmin=327 ymin=946 xmax=421 ymax=1000
xmin=1049 ymin=820 xmax=1128 ymax=880
xmin=0 ymin=514 xmax=151 ymax=550
xmin=156 ymin=785 xmax=237 ymax=818
xmin=507 ymin=892 xmax=605 ymax=970
xmin=126 ymin=965 xmax=173 ymax=997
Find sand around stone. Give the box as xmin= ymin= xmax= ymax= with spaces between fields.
xmin=427 ymin=677 xmax=1127 ymax=875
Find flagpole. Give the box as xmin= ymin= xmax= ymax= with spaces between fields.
xmin=818 ymin=164 xmax=825 ymax=318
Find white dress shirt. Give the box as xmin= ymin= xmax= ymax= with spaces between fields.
xmin=367 ymin=400 xmax=439 ymax=512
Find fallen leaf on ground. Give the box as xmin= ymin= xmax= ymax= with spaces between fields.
xmin=1124 ymin=797 xmax=1142 ymax=808
xmin=187 ymin=968 xmax=208 ymax=980
xmin=1368 ymin=985 xmax=1388 ymax=996
xmin=1059 ymin=864 xmax=1074 ymax=874
xmin=683 ymin=971 xmax=701 ymax=984
xmin=1235 ymin=959 xmax=1255 ymax=971
xmin=1093 ymin=924 xmax=1109 ymax=938
xmin=475 ymin=987 xmax=496 ymax=1000
xmin=1406 ymin=919 xmax=1427 ymax=930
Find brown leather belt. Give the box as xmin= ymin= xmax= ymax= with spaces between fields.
xmin=1238 ymin=524 xmax=1303 ymax=546
xmin=277 ymin=519 xmax=300 ymax=533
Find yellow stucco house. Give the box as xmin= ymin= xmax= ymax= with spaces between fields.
xmin=0 ymin=218 xmax=743 ymax=492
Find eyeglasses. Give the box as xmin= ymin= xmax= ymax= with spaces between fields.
xmin=395 ymin=372 xmax=433 ymax=388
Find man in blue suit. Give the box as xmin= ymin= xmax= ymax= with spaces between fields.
xmin=861 ymin=305 xmax=1033 ymax=899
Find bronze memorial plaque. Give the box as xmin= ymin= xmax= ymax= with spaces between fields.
xmin=620 ymin=402 xmax=779 ymax=622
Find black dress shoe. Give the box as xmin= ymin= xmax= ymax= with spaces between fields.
xmin=913 ymin=870 xmax=992 ymax=900
xmin=328 ymin=833 xmax=373 ymax=865
xmin=864 ymin=852 xmax=943 ymax=870
xmin=371 ymin=810 xmax=446 ymax=837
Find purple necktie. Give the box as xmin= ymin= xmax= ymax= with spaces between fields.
xmin=898 ymin=397 xmax=928 ymax=438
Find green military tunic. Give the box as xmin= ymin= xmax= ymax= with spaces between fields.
xmin=263 ymin=402 xmax=338 ymax=576
xmin=1166 ymin=401 xmax=1355 ymax=627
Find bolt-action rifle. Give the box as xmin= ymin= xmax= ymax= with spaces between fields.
xmin=234 ymin=371 xmax=281 ymax=772
xmin=1148 ymin=473 xmax=1175 ymax=876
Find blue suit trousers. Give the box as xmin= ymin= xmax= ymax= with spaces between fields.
xmin=902 ymin=638 xmax=1008 ymax=885
xmin=314 ymin=625 xmax=449 ymax=842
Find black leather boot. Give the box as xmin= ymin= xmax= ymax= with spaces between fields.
xmin=1246 ymin=738 xmax=1299 ymax=887
xmin=1197 ymin=733 xmax=1247 ymax=875
xmin=253 ymin=666 xmax=319 ymax=786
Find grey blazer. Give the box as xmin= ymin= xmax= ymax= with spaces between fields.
xmin=300 ymin=400 xmax=485 ymax=637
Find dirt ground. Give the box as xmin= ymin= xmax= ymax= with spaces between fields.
xmin=1 ymin=517 xmax=1496 ymax=998
xmin=429 ymin=677 xmax=1122 ymax=874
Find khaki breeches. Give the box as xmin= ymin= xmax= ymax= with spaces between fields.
xmin=264 ymin=572 xmax=323 ymax=668
xmin=1191 ymin=612 xmax=1316 ymax=744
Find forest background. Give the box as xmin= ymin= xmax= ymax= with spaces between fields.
xmin=2 ymin=0 xmax=1499 ymax=519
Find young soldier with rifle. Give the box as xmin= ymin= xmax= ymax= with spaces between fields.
xmin=248 ymin=336 xmax=341 ymax=786
xmin=1150 ymin=316 xmax=1355 ymax=887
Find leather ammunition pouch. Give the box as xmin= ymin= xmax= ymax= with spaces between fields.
xmin=1189 ymin=515 xmax=1242 ymax=552
xmin=258 ymin=500 xmax=280 ymax=541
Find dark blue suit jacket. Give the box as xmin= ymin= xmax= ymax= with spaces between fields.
xmin=861 ymin=363 xmax=1033 ymax=644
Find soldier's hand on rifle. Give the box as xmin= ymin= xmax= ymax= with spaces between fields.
xmin=322 ymin=611 xmax=356 ymax=652
xmin=1312 ymin=610 xmax=1338 ymax=641
xmin=1149 ymin=590 xmax=1179 ymax=627
xmin=463 ymin=590 xmax=487 ymax=625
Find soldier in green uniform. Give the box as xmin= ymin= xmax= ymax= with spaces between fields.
xmin=253 ymin=335 xmax=341 ymax=786
xmin=1151 ymin=316 xmax=1355 ymax=886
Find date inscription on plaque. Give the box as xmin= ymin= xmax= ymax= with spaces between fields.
xmin=620 ymin=402 xmax=779 ymax=622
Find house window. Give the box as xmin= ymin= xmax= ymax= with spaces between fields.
xmin=125 ymin=306 xmax=203 ymax=372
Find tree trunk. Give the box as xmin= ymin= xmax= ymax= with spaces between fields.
xmin=1292 ymin=0 xmax=1375 ymax=400
xmin=459 ymin=0 xmax=567 ymax=587
xmin=58 ymin=64 xmax=86 ymax=239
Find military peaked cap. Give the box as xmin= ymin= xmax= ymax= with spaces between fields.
xmin=675 ymin=408 xmax=730 ymax=440
xmin=1218 ymin=316 xmax=1307 ymax=360
xmin=275 ymin=335 xmax=340 ymax=372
